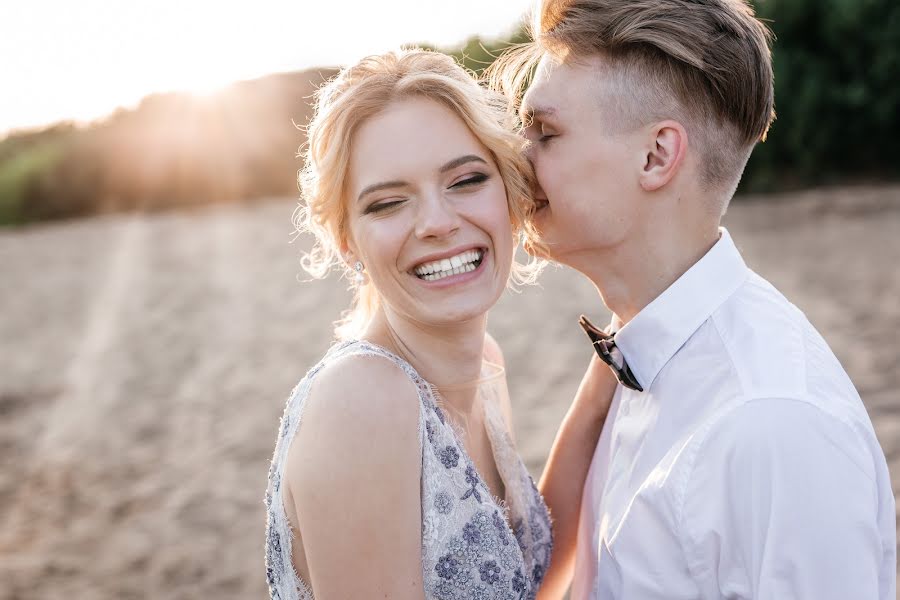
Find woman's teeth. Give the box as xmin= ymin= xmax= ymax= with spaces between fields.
xmin=414 ymin=249 xmax=484 ymax=282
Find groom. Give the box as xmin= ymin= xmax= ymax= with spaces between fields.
xmin=495 ymin=0 xmax=897 ymax=598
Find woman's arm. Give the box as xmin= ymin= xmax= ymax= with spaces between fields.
xmin=484 ymin=330 xmax=617 ymax=598
xmin=537 ymin=354 xmax=617 ymax=600
xmin=285 ymin=355 xmax=425 ymax=599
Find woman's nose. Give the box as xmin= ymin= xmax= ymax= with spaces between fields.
xmin=415 ymin=192 xmax=461 ymax=239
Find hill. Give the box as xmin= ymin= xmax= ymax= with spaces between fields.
xmin=0 ymin=68 xmax=337 ymax=224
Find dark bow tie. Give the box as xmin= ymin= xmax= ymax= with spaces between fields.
xmin=578 ymin=315 xmax=644 ymax=392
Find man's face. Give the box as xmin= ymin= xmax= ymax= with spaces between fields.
xmin=522 ymin=53 xmax=645 ymax=265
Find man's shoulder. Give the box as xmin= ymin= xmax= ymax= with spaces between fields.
xmin=705 ymin=270 xmax=846 ymax=401
xmin=712 ymin=269 xmax=809 ymax=348
xmin=684 ymin=396 xmax=881 ymax=494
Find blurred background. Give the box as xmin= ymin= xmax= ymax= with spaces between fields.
xmin=0 ymin=0 xmax=898 ymax=598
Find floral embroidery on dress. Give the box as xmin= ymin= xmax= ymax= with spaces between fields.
xmin=264 ymin=340 xmax=553 ymax=600
xmin=435 ymin=490 xmax=454 ymax=514
xmin=440 ymin=445 xmax=461 ymax=469
xmin=462 ymin=464 xmax=485 ymax=503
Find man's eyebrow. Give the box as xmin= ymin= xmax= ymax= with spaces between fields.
xmin=520 ymin=104 xmax=557 ymax=123
xmin=439 ymin=154 xmax=487 ymax=173
xmin=357 ymin=180 xmax=406 ymax=203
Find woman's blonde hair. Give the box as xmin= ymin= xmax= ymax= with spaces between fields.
xmin=293 ymin=48 xmax=545 ymax=340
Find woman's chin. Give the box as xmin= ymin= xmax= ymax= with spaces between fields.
xmin=404 ymin=293 xmax=498 ymax=328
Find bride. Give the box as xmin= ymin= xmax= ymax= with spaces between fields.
xmin=264 ymin=48 xmax=616 ymax=600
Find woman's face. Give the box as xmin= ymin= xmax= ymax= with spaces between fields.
xmin=345 ymin=97 xmax=515 ymax=328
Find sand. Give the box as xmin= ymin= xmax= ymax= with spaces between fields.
xmin=1 ymin=185 xmax=898 ymax=598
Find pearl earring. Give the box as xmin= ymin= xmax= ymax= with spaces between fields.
xmin=353 ymin=261 xmax=365 ymax=284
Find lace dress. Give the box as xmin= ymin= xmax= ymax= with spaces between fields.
xmin=264 ymin=339 xmax=553 ymax=600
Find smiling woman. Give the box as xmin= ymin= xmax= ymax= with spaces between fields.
xmin=345 ymin=98 xmax=516 ymax=327
xmin=264 ymin=49 xmax=556 ymax=600
xmin=294 ymin=50 xmax=545 ymax=339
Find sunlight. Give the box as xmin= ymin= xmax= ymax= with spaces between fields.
xmin=1 ymin=0 xmax=533 ymax=134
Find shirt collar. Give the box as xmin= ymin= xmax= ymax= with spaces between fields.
xmin=613 ymin=227 xmax=750 ymax=391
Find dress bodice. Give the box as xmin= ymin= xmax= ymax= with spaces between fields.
xmin=264 ymin=339 xmax=553 ymax=600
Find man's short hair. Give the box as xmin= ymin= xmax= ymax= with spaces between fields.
xmin=492 ymin=0 xmax=776 ymax=202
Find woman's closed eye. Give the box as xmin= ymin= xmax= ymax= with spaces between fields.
xmin=363 ymin=173 xmax=489 ymax=213
xmin=450 ymin=173 xmax=489 ymax=189
xmin=364 ymin=198 xmax=406 ymax=215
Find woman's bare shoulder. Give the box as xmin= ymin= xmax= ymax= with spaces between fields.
xmin=283 ymin=353 xmax=426 ymax=597
xmin=285 ymin=352 xmax=423 ymax=490
xmin=309 ymin=352 xmax=420 ymax=420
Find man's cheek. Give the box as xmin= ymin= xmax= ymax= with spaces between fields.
xmin=536 ymin=161 xmax=556 ymax=189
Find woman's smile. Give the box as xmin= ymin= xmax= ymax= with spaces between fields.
xmin=412 ymin=248 xmax=484 ymax=280
xmin=410 ymin=246 xmax=487 ymax=285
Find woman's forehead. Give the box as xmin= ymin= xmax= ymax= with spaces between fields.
xmin=349 ymin=100 xmax=488 ymax=179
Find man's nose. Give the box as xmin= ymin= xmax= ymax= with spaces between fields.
xmin=415 ymin=192 xmax=461 ymax=239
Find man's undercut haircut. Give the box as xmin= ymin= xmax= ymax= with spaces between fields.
xmin=491 ymin=0 xmax=776 ymax=203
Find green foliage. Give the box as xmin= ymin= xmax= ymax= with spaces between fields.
xmin=744 ymin=0 xmax=900 ymax=191
xmin=0 ymin=140 xmax=65 ymax=225
xmin=435 ymin=27 xmax=531 ymax=77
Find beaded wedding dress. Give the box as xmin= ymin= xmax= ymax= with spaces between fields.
xmin=264 ymin=339 xmax=553 ymax=600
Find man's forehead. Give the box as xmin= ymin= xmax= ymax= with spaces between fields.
xmin=522 ymin=54 xmax=610 ymax=119
xmin=521 ymin=56 xmax=561 ymax=118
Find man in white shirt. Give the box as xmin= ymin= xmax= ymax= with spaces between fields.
xmin=490 ymin=0 xmax=897 ymax=598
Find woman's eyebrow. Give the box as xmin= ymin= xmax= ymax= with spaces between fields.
xmin=439 ymin=155 xmax=487 ymax=173
xmin=357 ymin=180 xmax=406 ymax=203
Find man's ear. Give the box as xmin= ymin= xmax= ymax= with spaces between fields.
xmin=639 ymin=120 xmax=687 ymax=192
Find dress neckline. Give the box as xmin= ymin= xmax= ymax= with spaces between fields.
xmin=347 ymin=338 xmax=522 ymax=535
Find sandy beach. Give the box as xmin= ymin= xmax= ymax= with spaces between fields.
xmin=1 ymin=185 xmax=898 ymax=599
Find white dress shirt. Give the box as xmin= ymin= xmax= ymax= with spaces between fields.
xmin=571 ymin=228 xmax=896 ymax=600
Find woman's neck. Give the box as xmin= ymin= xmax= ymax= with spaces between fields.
xmin=362 ymin=309 xmax=486 ymax=416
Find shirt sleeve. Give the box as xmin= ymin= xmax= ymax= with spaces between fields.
xmin=679 ymin=397 xmax=885 ymax=600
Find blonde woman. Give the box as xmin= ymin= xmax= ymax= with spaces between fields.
xmin=264 ymin=49 xmax=617 ymax=600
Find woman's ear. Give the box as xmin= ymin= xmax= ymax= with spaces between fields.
xmin=639 ymin=120 xmax=687 ymax=192
xmin=339 ymin=236 xmax=356 ymax=263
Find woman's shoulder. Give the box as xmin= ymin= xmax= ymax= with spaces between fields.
xmin=308 ymin=344 xmax=423 ymax=427
xmin=284 ymin=344 xmax=425 ymax=494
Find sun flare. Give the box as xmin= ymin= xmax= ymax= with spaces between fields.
xmin=1 ymin=0 xmax=533 ymax=135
